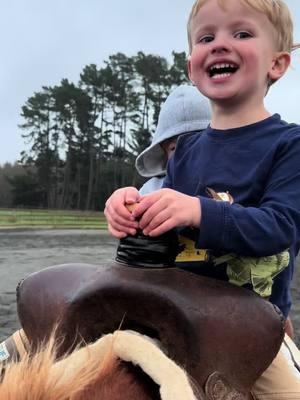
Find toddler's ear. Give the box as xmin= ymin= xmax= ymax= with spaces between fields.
xmin=187 ymin=56 xmax=195 ymax=85
xmin=269 ymin=52 xmax=291 ymax=82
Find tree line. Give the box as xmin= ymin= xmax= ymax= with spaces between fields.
xmin=1 ymin=51 xmax=189 ymax=210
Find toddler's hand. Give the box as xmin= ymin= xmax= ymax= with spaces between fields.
xmin=132 ymin=188 xmax=201 ymax=236
xmin=104 ymin=187 xmax=140 ymax=238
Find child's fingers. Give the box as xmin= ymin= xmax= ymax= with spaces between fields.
xmin=104 ymin=206 xmax=138 ymax=230
xmin=124 ymin=187 xmax=141 ymax=204
xmin=141 ymin=205 xmax=175 ymax=235
xmin=107 ymin=223 xmax=135 ymax=239
xmin=133 ymin=192 xmax=160 ymax=219
xmin=105 ymin=198 xmax=136 ymax=223
xmin=105 ymin=188 xmax=140 ymax=218
xmin=145 ymin=218 xmax=176 ymax=237
xmin=138 ymin=201 xmax=168 ymax=231
xmin=110 ymin=220 xmax=137 ymax=235
xmin=104 ymin=187 xmax=141 ymax=239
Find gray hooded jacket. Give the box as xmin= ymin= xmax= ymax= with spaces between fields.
xmin=136 ymin=84 xmax=211 ymax=194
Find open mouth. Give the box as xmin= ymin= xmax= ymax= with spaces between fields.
xmin=208 ymin=63 xmax=239 ymax=79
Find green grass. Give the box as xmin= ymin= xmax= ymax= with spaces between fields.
xmin=0 ymin=208 xmax=108 ymax=229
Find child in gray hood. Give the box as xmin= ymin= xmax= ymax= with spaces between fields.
xmin=135 ymin=84 xmax=211 ymax=195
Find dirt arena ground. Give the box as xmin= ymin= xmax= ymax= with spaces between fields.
xmin=0 ymin=229 xmax=299 ymax=344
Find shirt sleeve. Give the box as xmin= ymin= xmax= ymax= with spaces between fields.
xmin=196 ymin=132 xmax=300 ymax=256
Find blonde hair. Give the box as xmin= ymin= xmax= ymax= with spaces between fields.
xmin=187 ymin=0 xmax=296 ymax=54
xmin=0 ymin=336 xmax=116 ymax=400
xmin=0 ymin=336 xmax=158 ymax=400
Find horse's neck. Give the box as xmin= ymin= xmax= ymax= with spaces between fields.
xmin=78 ymin=360 xmax=161 ymax=400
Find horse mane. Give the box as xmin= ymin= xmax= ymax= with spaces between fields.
xmin=0 ymin=335 xmax=160 ymax=400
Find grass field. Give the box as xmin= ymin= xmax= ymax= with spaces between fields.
xmin=0 ymin=208 xmax=108 ymax=229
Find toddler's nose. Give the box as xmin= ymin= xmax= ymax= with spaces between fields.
xmin=211 ymin=36 xmax=232 ymax=54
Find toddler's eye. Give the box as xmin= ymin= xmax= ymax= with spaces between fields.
xmin=199 ymin=35 xmax=214 ymax=44
xmin=234 ymin=31 xmax=252 ymax=39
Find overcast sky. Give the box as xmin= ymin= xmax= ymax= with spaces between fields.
xmin=1 ymin=0 xmax=299 ymax=165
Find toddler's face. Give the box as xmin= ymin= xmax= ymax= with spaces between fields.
xmin=161 ymin=137 xmax=177 ymax=160
xmin=187 ymin=0 xmax=279 ymax=106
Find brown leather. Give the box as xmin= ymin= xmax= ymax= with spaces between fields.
xmin=16 ymin=262 xmax=284 ymax=394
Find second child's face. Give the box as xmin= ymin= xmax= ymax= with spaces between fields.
xmin=188 ymin=0 xmax=278 ymax=106
xmin=161 ymin=137 xmax=177 ymax=160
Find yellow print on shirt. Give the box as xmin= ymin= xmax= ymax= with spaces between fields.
xmin=175 ymin=235 xmax=209 ymax=262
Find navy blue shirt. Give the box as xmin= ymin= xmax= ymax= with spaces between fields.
xmin=164 ymin=114 xmax=300 ymax=317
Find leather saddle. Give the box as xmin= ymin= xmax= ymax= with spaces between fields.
xmin=15 ymin=262 xmax=285 ymax=397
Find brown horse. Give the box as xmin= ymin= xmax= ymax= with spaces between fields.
xmin=0 ymin=329 xmax=201 ymax=399
xmin=0 ymin=262 xmax=285 ymax=399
